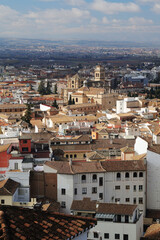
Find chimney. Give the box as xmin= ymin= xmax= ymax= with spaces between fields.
xmin=69 ymin=158 xmax=72 ymax=166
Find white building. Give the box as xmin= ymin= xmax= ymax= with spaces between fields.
xmin=146 ymin=145 xmax=160 ymax=210
xmin=116 ymin=97 xmax=141 ymax=114
xmin=5 ymin=154 xmax=34 ymax=202
xmin=71 ymin=198 xmax=143 ymax=240
xmin=44 ymin=160 xmax=146 ymax=215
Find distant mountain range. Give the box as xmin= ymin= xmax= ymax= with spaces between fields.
xmin=0 ymin=38 xmax=160 ymax=49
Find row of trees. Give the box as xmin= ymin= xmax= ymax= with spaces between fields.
xmin=38 ymin=81 xmax=57 ymax=95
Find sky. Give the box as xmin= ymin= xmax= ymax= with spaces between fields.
xmin=0 ymin=0 xmax=160 ymax=42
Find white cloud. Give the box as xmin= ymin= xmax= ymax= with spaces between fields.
xmin=90 ymin=17 xmax=98 ymax=23
xmin=129 ymin=17 xmax=153 ymax=25
xmin=138 ymin=0 xmax=160 ymax=3
xmin=152 ymin=3 xmax=160 ymax=13
xmin=0 ymin=4 xmax=159 ymax=41
xmin=26 ymin=8 xmax=90 ymax=25
xmin=91 ymin=0 xmax=140 ymax=14
xmin=102 ymin=17 xmax=109 ymax=24
xmin=64 ymin=0 xmax=86 ymax=6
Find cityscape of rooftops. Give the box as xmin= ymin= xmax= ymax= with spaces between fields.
xmin=0 ymin=1 xmax=160 ymax=240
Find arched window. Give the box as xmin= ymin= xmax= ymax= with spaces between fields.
xmin=81 ymin=175 xmax=86 ymax=183
xmin=125 ymin=172 xmax=129 ymax=178
xmin=66 ymin=154 xmax=68 ymax=158
xmin=133 ymin=172 xmax=137 ymax=178
xmin=92 ymin=174 xmax=97 ymax=182
xmin=139 ymin=172 xmax=143 ymax=178
xmin=117 ymin=172 xmax=121 ymax=179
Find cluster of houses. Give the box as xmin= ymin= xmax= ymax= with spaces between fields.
xmin=0 ymin=64 xmax=160 ymax=239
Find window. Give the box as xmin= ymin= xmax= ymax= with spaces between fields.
xmin=14 ymin=162 xmax=18 ymax=170
xmin=133 ymin=185 xmax=136 ymax=191
xmin=104 ymin=233 xmax=109 ymax=239
xmin=81 ymin=175 xmax=86 ymax=183
xmin=22 ymin=147 xmax=28 ymax=152
xmin=94 ymin=232 xmax=99 ymax=238
xmin=99 ymin=193 xmax=103 ymax=200
xmin=61 ymin=201 xmax=66 ymax=208
xmin=125 ymin=172 xmax=129 ymax=178
xmin=74 ymin=154 xmax=77 ymax=159
xmin=82 ymin=188 xmax=87 ymax=194
xmin=23 ymin=140 xmax=27 ymax=144
xmin=115 ymin=234 xmax=120 ymax=239
xmin=70 ymin=154 xmax=73 ymax=159
xmin=115 ymin=186 xmax=121 ymax=190
xmin=66 ymin=154 xmax=68 ymax=158
xmin=139 ymin=198 xmax=143 ymax=204
xmin=92 ymin=174 xmax=97 ymax=182
xmin=99 ymin=177 xmax=103 ymax=186
xmin=83 ymin=154 xmax=86 ymax=158
xmin=133 ymin=172 xmax=137 ymax=178
xmin=18 ymin=189 xmax=25 ymax=195
xmin=125 ymin=198 xmax=130 ymax=203
xmin=123 ymin=234 xmax=129 ymax=240
xmin=126 ymin=185 xmax=130 ymax=190
xmin=1 ymin=199 xmax=5 ymax=204
xmin=74 ymin=188 xmax=77 ymax=195
xmin=125 ymin=215 xmax=129 ymax=223
xmin=117 ymin=172 xmax=121 ymax=180
xmin=92 ymin=187 xmax=97 ymax=194
xmin=61 ymin=188 xmax=66 ymax=195
xmin=139 ymin=185 xmax=143 ymax=191
xmin=133 ymin=198 xmax=136 ymax=204
xmin=76 ymin=98 xmax=78 ymax=102
xmin=139 ymin=172 xmax=143 ymax=178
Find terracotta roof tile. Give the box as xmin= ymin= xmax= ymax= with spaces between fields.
xmin=0 ymin=206 xmax=96 ymax=239
xmin=45 ymin=159 xmax=146 ymax=174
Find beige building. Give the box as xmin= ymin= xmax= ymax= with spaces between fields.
xmin=94 ymin=65 xmax=106 ymax=82
xmin=67 ymin=74 xmax=84 ymax=89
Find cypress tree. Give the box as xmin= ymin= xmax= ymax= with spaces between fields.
xmin=38 ymin=81 xmax=46 ymax=95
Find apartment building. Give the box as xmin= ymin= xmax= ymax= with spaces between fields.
xmin=44 ymin=160 xmax=146 ymax=215
xmin=71 ymin=198 xmax=143 ymax=240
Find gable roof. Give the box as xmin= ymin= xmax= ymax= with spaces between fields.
xmin=45 ymin=160 xmax=146 ymax=174
xmin=0 ymin=178 xmax=20 ymax=196
xmin=0 ymin=206 xmax=96 ymax=240
xmin=101 ymin=160 xmax=146 ymax=172
xmin=71 ymin=198 xmax=137 ymax=216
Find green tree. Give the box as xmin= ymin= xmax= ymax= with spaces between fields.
xmin=127 ymin=92 xmax=131 ymax=97
xmin=68 ymin=95 xmax=72 ymax=105
xmin=72 ymin=98 xmax=75 ymax=104
xmin=21 ymin=104 xmax=32 ymax=126
xmin=46 ymin=81 xmax=52 ymax=95
xmin=52 ymin=99 xmax=59 ymax=109
xmin=54 ymin=84 xmax=58 ymax=94
xmin=38 ymin=81 xmax=46 ymax=95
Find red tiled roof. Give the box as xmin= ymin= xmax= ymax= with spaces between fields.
xmin=45 ymin=160 xmax=146 ymax=174
xmin=71 ymin=198 xmax=137 ymax=215
xmin=0 ymin=206 xmax=96 ymax=240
